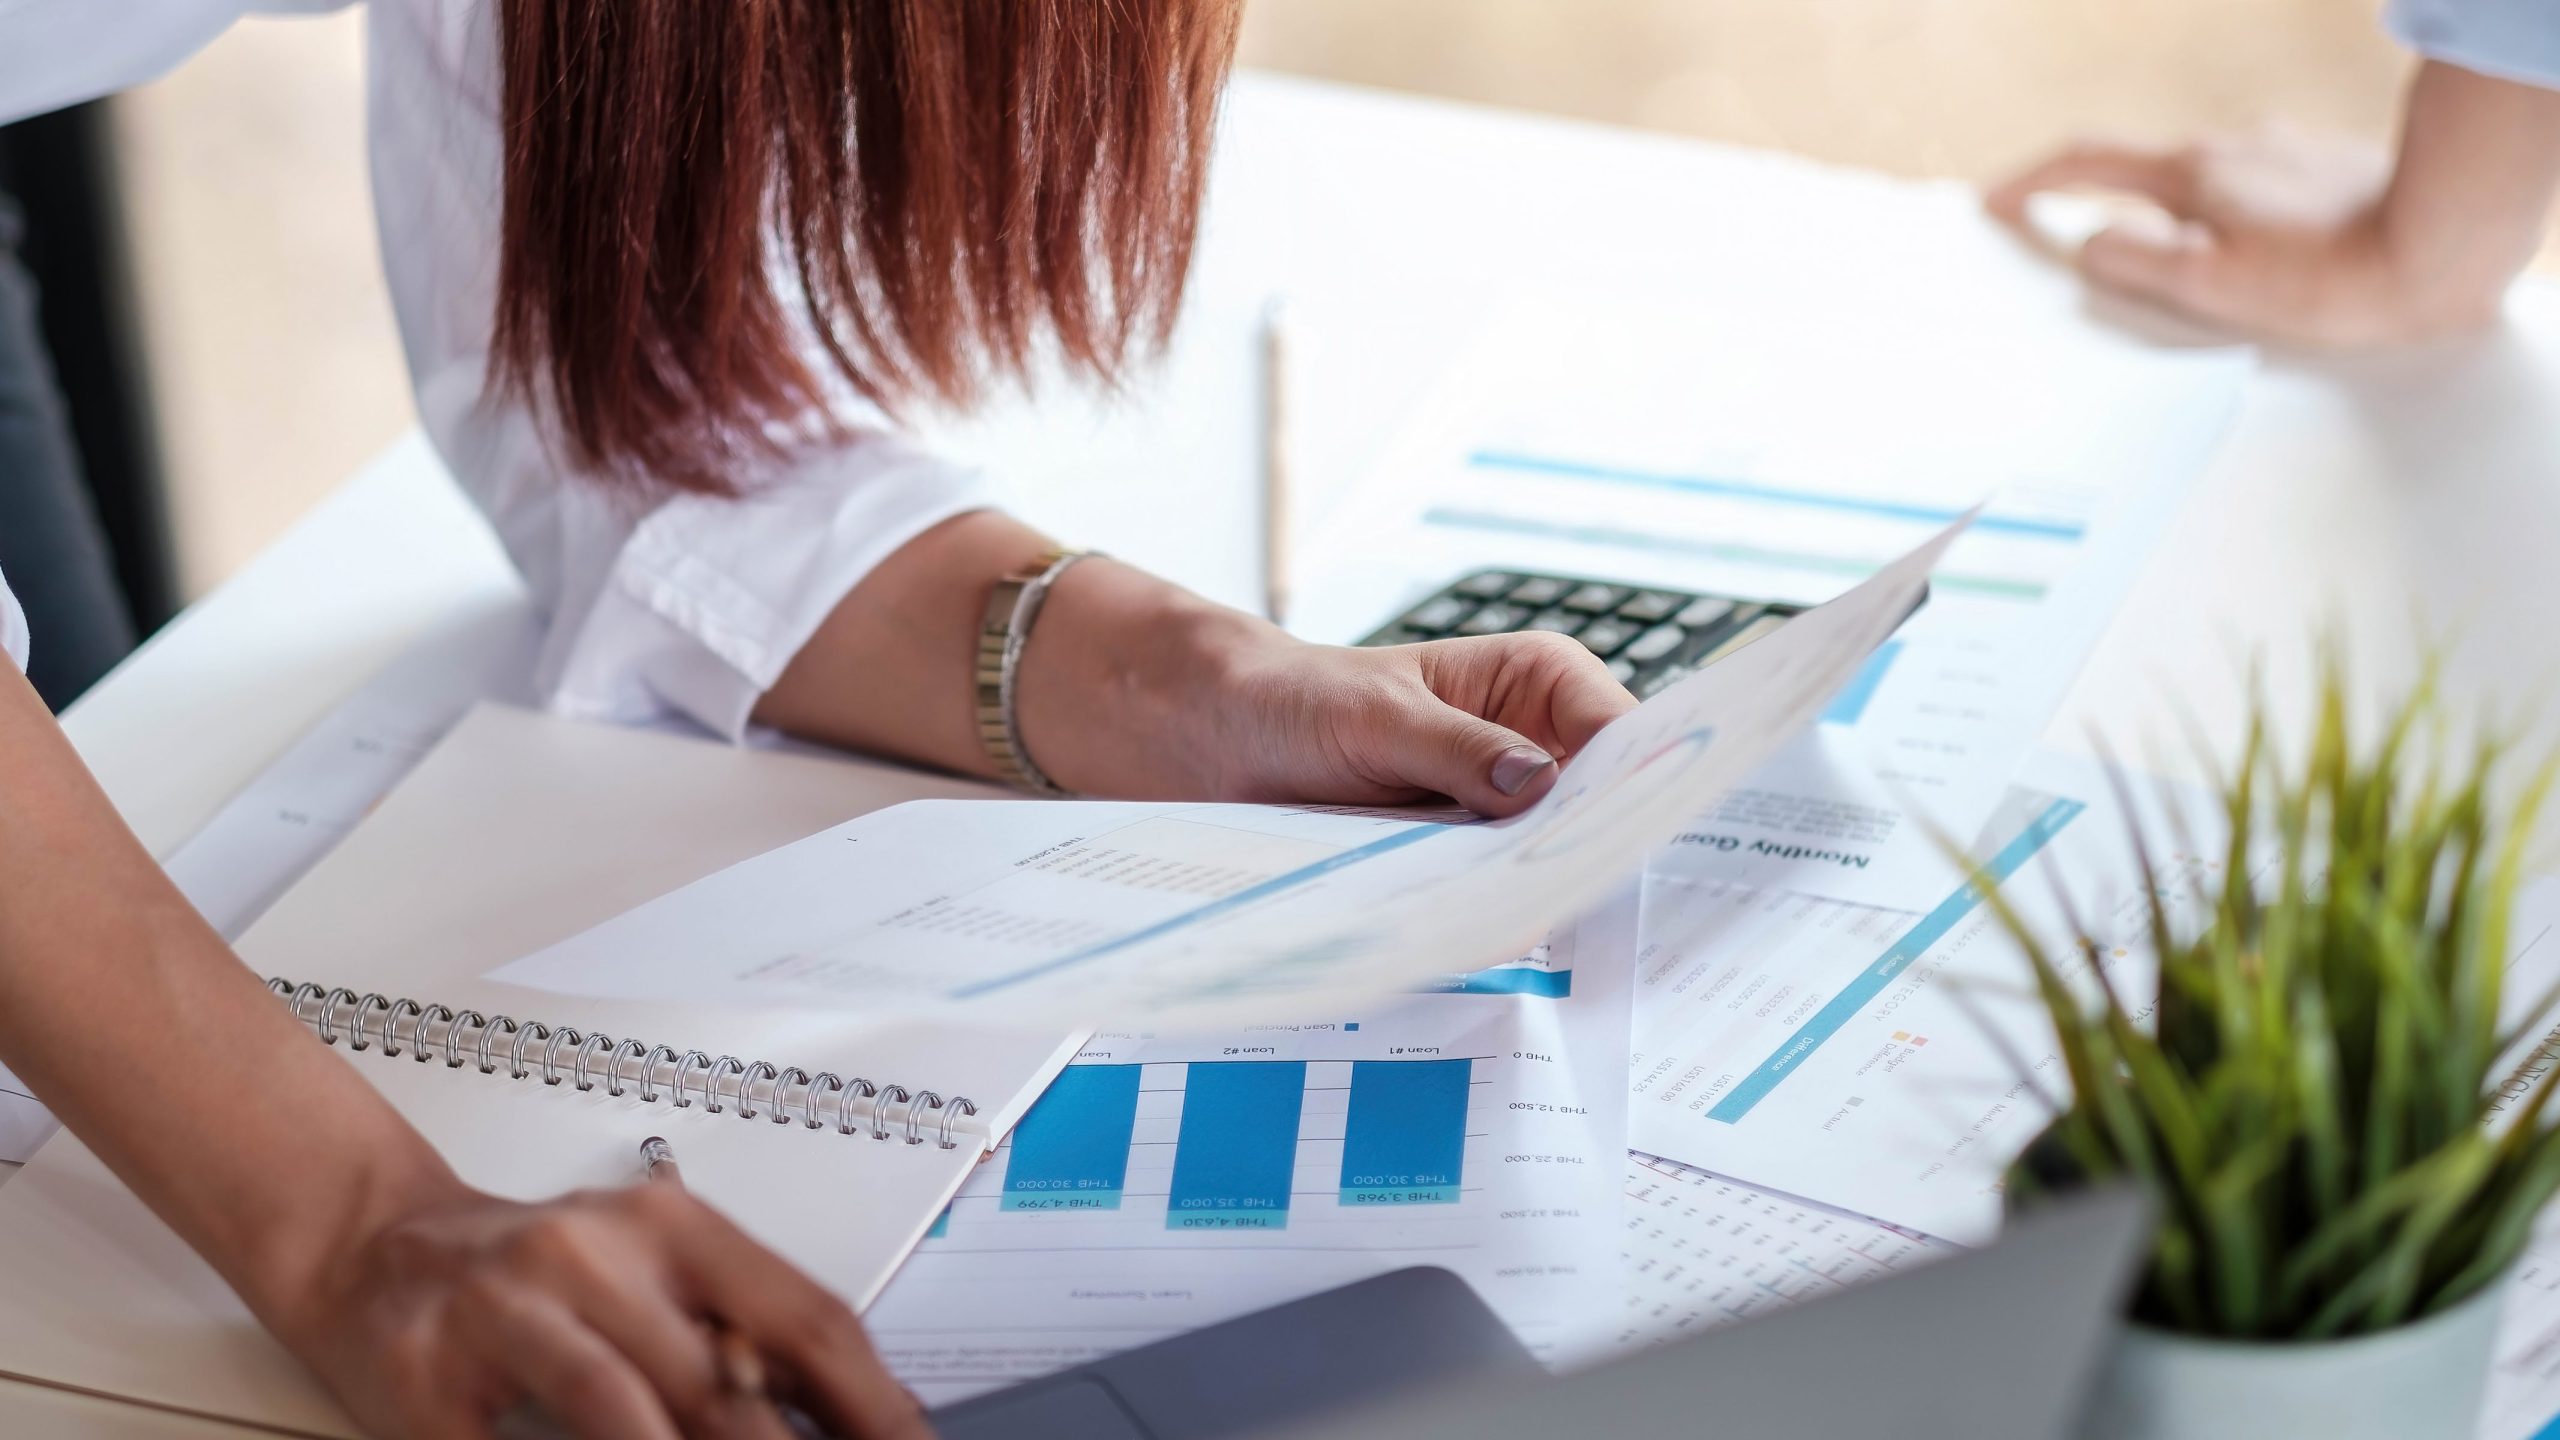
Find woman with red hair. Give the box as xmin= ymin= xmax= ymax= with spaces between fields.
xmin=0 ymin=2 xmax=1631 ymax=1435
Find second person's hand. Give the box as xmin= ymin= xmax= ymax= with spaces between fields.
xmin=1986 ymin=61 xmax=2560 ymax=347
xmin=270 ymin=1177 xmax=931 ymax=1440
xmin=1986 ymin=128 xmax=2419 ymax=346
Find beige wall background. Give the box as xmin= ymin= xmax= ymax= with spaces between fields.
xmin=107 ymin=0 xmax=2495 ymax=597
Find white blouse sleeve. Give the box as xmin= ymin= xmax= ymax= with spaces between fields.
xmin=365 ymin=0 xmax=993 ymax=739
xmin=0 ymin=1 xmax=354 ymax=128
xmin=2386 ymin=0 xmax=2560 ymax=90
xmin=0 ymin=568 xmax=28 ymax=675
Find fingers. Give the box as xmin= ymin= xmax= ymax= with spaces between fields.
xmin=1538 ymin=650 xmax=1640 ymax=758
xmin=2078 ymin=211 xmax=2242 ymax=325
xmin=546 ymin=1238 xmax=727 ymax=1433
xmin=647 ymin=1190 xmax=931 ymax=1439
xmin=1365 ymin=693 xmax=1558 ymax=817
xmin=1985 ymin=138 xmax=2198 ymax=225
xmin=1372 ymin=631 xmax=1647 ymax=815
xmin=1411 ymin=631 xmax=1634 ymax=765
xmin=464 ymin=1282 xmax=681 ymax=1440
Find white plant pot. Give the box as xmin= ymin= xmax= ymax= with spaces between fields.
xmin=2080 ymin=1277 xmax=2509 ymax=1440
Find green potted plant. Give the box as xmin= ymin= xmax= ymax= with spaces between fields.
xmin=1986 ymin=675 xmax=2558 ymax=1440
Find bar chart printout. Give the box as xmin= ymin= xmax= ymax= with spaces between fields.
xmin=1167 ymin=1062 xmax=1307 ymax=1230
xmin=865 ymin=898 xmax=1637 ymax=1405
xmin=1001 ymin=1066 xmax=1142 ymax=1212
xmin=1340 ymin=1060 xmax=1472 ymax=1206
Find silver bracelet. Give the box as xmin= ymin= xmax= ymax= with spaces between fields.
xmin=974 ymin=548 xmax=1096 ymax=796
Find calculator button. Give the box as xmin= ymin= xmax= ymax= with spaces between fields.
xmin=1633 ymin=663 xmax=1694 ymax=698
xmin=1456 ymin=572 xmax=1518 ymax=599
xmin=1675 ymin=604 xmax=1763 ymax=663
xmin=1673 ymin=596 xmax=1735 ymax=629
xmin=1702 ymin=613 xmax=1788 ymax=663
xmin=1404 ymin=596 xmax=1475 ymax=632
xmin=1577 ymin=619 xmax=1638 ymax=656
xmin=1621 ymin=624 xmax=1686 ymax=665
xmin=1365 ymin=627 xmax=1431 ymax=647
xmin=1606 ymin=657 xmax=1638 ymax=686
xmin=1562 ymin=583 xmax=1627 ymax=614
xmin=1506 ymin=576 xmax=1570 ymax=607
xmin=1457 ymin=603 xmax=1530 ymax=636
xmin=1525 ymin=608 xmax=1587 ymax=637
xmin=1616 ymin=591 xmax=1682 ymax=623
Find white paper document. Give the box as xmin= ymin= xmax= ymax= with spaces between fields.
xmin=494 ymin=519 xmax=1954 ymax=1027
xmin=2483 ymin=1207 xmax=2560 ymax=1440
xmin=1633 ymin=746 xmax=2560 ymax=1248
xmin=1626 ymin=751 xmax=2222 ymax=1242
xmin=866 ymin=894 xmax=1633 ymax=1404
xmin=2460 ymin=903 xmax=2560 ymax=1440
xmin=1610 ymin=1151 xmax=1959 ymax=1357
xmin=0 ymin=1071 xmax=44 ymax=1170
xmin=1293 ymin=280 xmax=2249 ymax=910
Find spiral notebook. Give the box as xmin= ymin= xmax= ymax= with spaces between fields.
xmin=0 ymin=704 xmax=1084 ymax=1437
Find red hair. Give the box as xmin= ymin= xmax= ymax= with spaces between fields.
xmin=491 ymin=1 xmax=1240 ymax=495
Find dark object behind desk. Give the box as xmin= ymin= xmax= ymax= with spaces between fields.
xmin=0 ymin=101 xmax=170 ymax=706
xmin=1260 ymin=1186 xmax=2150 ymax=1440
xmin=931 ymin=1267 xmax=1536 ymax=1440
xmin=932 ymin=1187 xmax=2148 ymax=1440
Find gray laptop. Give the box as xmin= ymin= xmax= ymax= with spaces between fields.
xmin=933 ymin=1186 xmax=2149 ymax=1440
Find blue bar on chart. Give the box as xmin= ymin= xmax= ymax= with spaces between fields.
xmin=1001 ymin=1065 xmax=1142 ymax=1211
xmin=1462 ymin=450 xmax=2089 ymax=541
xmin=1166 ymin=1062 xmax=1308 ymax=1230
xmin=1705 ymin=796 xmax=2085 ymax=1125
xmin=1338 ymin=1059 xmax=1472 ymax=1206
xmin=1415 ymin=966 xmax=1573 ymax=998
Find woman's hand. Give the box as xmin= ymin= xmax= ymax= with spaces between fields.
xmin=1011 ymin=560 xmax=1637 ymax=816
xmin=757 ymin=512 xmax=1635 ymax=815
xmin=1190 ymin=630 xmax=1637 ymax=816
xmin=0 ymin=677 xmax=922 ymax=1440
xmin=1985 ymin=62 xmax=2560 ymax=347
xmin=270 ymin=1179 xmax=927 ymax=1440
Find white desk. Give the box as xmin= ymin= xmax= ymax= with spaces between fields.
xmin=14 ymin=71 xmax=2560 ymax=1434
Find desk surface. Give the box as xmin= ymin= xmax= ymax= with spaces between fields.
xmin=17 ymin=71 xmax=2560 ymax=1435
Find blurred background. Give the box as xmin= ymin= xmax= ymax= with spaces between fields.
xmin=4 ymin=0 xmax=2538 ymax=646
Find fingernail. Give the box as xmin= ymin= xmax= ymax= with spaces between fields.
xmin=1490 ymin=746 xmax=1554 ymax=797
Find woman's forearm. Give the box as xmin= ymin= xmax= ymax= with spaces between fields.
xmin=2382 ymin=61 xmax=2560 ymax=321
xmin=2 ymin=671 xmax=939 ymax=1434
xmin=751 ymin=507 xmax=1634 ymax=815
xmin=752 ymin=509 xmax=1280 ymax=797
xmin=0 ymin=672 xmax=465 ymax=1332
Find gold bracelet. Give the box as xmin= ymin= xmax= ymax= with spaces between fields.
xmin=974 ymin=547 xmax=1094 ymax=796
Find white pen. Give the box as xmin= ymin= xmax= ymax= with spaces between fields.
xmin=1261 ymin=297 xmax=1293 ymax=629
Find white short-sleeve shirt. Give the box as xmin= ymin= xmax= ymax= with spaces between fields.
xmin=2 ymin=0 xmax=992 ymax=740
xmin=2387 ymin=0 xmax=2560 ymax=89
xmin=1 ymin=568 xmax=27 ymax=675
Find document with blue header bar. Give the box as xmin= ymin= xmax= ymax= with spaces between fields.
xmin=1624 ymin=751 xmax=2211 ymax=1242
xmin=1627 ymin=750 xmax=2560 ymax=1246
xmin=1288 ymin=284 xmax=2248 ymax=911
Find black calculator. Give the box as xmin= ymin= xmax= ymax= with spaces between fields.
xmin=1355 ymin=571 xmax=1804 ymax=699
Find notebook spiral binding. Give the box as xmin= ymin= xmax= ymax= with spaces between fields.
xmin=267 ymin=978 xmax=981 ymax=1149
